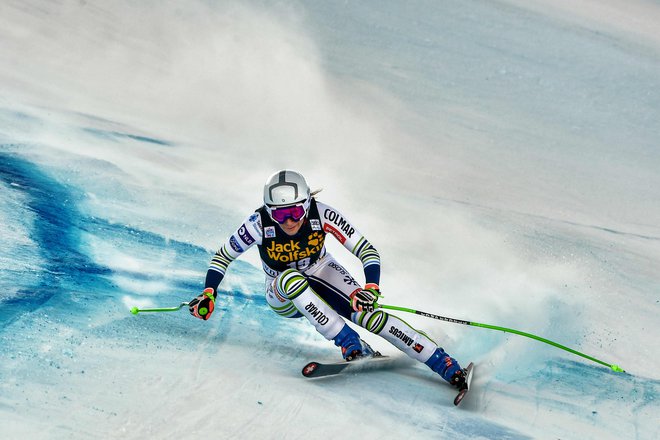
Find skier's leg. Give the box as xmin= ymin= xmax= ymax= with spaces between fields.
xmin=265 ymin=277 xmax=303 ymax=318
xmin=352 ymin=309 xmax=463 ymax=385
xmin=269 ymin=268 xmax=366 ymax=360
xmin=304 ymin=257 xmax=359 ymax=319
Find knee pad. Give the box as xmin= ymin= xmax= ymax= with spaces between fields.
xmin=266 ymin=278 xmax=303 ymax=318
xmin=276 ymin=269 xmax=309 ymax=300
xmin=351 ymin=310 xmax=389 ymax=334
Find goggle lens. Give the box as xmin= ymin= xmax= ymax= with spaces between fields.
xmin=270 ymin=204 xmax=306 ymax=224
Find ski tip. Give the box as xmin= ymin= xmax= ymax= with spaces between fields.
xmin=302 ymin=362 xmax=319 ymax=377
xmin=453 ymin=389 xmax=467 ymax=406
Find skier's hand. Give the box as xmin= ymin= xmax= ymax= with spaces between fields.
xmin=189 ymin=288 xmax=216 ymax=320
xmin=350 ymin=283 xmax=383 ymax=312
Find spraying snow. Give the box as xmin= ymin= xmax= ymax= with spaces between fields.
xmin=1 ymin=1 xmax=658 ymax=439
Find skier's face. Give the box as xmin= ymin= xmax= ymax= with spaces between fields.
xmin=280 ymin=217 xmax=304 ymax=236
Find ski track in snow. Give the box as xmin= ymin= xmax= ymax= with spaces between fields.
xmin=1 ymin=133 xmax=657 ymax=438
xmin=1 ymin=1 xmax=659 ymax=439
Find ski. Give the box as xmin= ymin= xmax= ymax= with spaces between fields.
xmin=301 ymin=353 xmax=389 ymax=378
xmin=453 ymin=362 xmax=475 ymax=406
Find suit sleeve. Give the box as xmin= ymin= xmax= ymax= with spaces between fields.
xmin=205 ymin=212 xmax=263 ymax=291
xmin=317 ymin=201 xmax=381 ymax=285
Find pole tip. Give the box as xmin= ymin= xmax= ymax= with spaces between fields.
xmin=611 ymin=364 xmax=625 ymax=373
xmin=130 ymin=307 xmax=139 ymax=315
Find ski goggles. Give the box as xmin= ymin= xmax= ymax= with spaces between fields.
xmin=268 ymin=204 xmax=307 ymax=224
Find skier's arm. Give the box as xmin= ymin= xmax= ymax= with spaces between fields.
xmin=317 ymin=201 xmax=382 ymax=312
xmin=190 ymin=213 xmax=263 ymax=320
xmin=189 ymin=241 xmax=239 ymax=320
xmin=204 ymin=242 xmax=238 ymax=292
xmin=317 ymin=201 xmax=381 ymax=285
xmin=350 ymin=236 xmax=380 ymax=286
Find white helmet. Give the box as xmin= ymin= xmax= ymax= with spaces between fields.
xmin=263 ymin=170 xmax=311 ymax=207
xmin=263 ymin=170 xmax=311 ymax=223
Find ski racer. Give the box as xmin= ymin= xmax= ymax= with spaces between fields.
xmin=189 ymin=169 xmax=467 ymax=388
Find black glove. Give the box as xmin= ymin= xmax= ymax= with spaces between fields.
xmin=189 ymin=288 xmax=216 ymax=320
xmin=350 ymin=283 xmax=383 ymax=312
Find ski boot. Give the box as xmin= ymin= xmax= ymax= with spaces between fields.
xmin=449 ymin=368 xmax=468 ymax=390
xmin=333 ymin=323 xmax=374 ymax=361
xmin=425 ymin=347 xmax=463 ymax=386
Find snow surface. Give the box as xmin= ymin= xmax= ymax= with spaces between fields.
xmin=1 ymin=0 xmax=659 ymax=439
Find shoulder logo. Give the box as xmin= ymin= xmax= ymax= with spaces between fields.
xmin=265 ymin=226 xmax=276 ymax=238
xmin=238 ymin=225 xmax=255 ymax=245
xmin=249 ymin=213 xmax=259 ymax=222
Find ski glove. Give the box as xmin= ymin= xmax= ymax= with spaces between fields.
xmin=350 ymin=283 xmax=383 ymax=313
xmin=189 ymin=287 xmax=216 ymax=320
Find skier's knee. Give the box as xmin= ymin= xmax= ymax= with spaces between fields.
xmin=266 ymin=278 xmax=303 ymax=318
xmin=351 ymin=309 xmax=389 ymax=334
xmin=276 ymin=268 xmax=309 ymax=300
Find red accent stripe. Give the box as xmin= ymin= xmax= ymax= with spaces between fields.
xmin=323 ymin=223 xmax=346 ymax=244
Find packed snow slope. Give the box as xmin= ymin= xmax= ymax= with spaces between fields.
xmin=1 ymin=1 xmax=659 ymax=439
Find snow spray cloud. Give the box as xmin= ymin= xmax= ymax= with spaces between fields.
xmin=1 ymin=0 xmax=389 ymax=211
xmin=1 ymin=0 xmax=581 ymax=357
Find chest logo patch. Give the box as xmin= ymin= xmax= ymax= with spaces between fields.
xmin=265 ymin=232 xmax=325 ymax=263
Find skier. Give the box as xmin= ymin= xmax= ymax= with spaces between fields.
xmin=189 ymin=169 xmax=467 ymax=388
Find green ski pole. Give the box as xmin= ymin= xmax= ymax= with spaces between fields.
xmin=379 ymin=304 xmax=625 ymax=373
xmin=130 ymin=302 xmax=190 ymax=315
